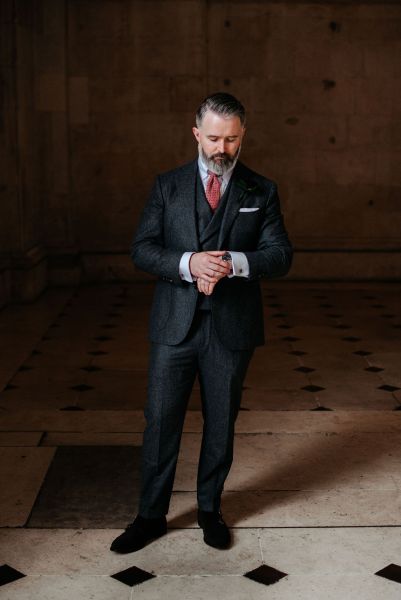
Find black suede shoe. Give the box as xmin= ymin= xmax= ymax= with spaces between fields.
xmin=110 ymin=515 xmax=167 ymax=553
xmin=197 ymin=509 xmax=231 ymax=549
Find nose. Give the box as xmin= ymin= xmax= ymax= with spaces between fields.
xmin=217 ymin=140 xmax=226 ymax=154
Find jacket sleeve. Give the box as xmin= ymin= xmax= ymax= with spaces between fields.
xmin=243 ymin=182 xmax=293 ymax=280
xmin=130 ymin=176 xmax=184 ymax=284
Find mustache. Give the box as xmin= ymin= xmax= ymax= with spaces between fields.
xmin=209 ymin=152 xmax=234 ymax=162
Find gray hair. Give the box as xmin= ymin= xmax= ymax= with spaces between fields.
xmin=195 ymin=92 xmax=246 ymax=128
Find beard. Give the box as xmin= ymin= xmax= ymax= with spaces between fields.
xmin=198 ymin=143 xmax=241 ymax=176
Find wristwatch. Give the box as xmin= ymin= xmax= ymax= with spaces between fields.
xmin=221 ymin=252 xmax=232 ymax=262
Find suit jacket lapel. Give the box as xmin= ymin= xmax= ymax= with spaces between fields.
xmin=217 ymin=162 xmax=250 ymax=249
xmin=175 ymin=160 xmax=200 ymax=251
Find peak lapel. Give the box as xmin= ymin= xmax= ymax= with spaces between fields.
xmin=175 ymin=160 xmax=200 ymax=251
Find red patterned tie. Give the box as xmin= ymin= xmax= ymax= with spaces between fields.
xmin=205 ymin=171 xmax=221 ymax=212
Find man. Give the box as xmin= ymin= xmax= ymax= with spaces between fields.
xmin=110 ymin=92 xmax=292 ymax=553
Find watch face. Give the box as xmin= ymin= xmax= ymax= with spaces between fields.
xmin=222 ymin=253 xmax=231 ymax=262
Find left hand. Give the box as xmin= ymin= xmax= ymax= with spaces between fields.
xmin=197 ymin=278 xmax=216 ymax=296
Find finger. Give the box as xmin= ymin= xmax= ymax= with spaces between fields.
xmin=205 ymin=251 xmax=226 ymax=257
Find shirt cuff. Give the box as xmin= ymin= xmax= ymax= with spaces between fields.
xmin=179 ymin=252 xmax=195 ymax=283
xmin=228 ymin=251 xmax=250 ymax=278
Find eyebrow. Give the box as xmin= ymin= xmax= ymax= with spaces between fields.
xmin=207 ymin=134 xmax=239 ymax=139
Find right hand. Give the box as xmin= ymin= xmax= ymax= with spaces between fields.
xmin=189 ymin=251 xmax=231 ymax=283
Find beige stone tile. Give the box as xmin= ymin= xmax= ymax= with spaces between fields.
xmin=78 ymin=369 xmax=148 ymax=410
xmin=2 ymin=410 xmax=401 ymax=436
xmin=0 ymin=528 xmax=261 ymax=577
xmin=0 ymin=575 xmax=131 ymax=600
xmin=129 ymin=573 xmax=401 ymax=600
xmin=240 ymin=388 xmax=317 ymax=410
xmin=0 ymin=447 xmax=55 ymax=526
xmin=0 ymin=389 xmax=79 ymax=410
xmin=174 ymin=432 xmax=401 ymax=492
xmin=259 ymin=527 xmax=401 ymax=576
xmin=168 ymin=488 xmax=401 ymax=527
xmin=0 ymin=432 xmax=42 ymax=446
xmin=244 ymin=366 xmax=308 ymax=390
xmin=122 ymin=574 xmax=283 ymax=600
xmin=41 ymin=432 xmax=143 ymax=446
xmin=232 ymin=411 xmax=401 ymax=434
xmin=0 ymin=409 xmax=146 ymax=432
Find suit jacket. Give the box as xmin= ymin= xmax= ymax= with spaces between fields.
xmin=131 ymin=159 xmax=293 ymax=350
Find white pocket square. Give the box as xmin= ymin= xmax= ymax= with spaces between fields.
xmin=239 ymin=207 xmax=260 ymax=212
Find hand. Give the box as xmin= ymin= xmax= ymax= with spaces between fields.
xmin=189 ymin=251 xmax=231 ymax=283
xmin=197 ymin=278 xmax=216 ymax=296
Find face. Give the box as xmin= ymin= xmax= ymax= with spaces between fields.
xmin=192 ymin=110 xmax=245 ymax=175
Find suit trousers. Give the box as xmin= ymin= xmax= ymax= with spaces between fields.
xmin=138 ymin=309 xmax=254 ymax=518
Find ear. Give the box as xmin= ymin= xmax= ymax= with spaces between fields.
xmin=192 ymin=126 xmax=200 ymax=143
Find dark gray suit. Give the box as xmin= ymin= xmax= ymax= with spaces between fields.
xmin=131 ymin=158 xmax=292 ymax=517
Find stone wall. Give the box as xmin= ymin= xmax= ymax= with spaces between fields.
xmin=1 ymin=0 xmax=401 ymax=304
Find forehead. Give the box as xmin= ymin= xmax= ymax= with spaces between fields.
xmin=200 ymin=110 xmax=243 ymax=136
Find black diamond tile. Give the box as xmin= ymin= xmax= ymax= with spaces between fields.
xmin=342 ymin=336 xmax=361 ymax=342
xmin=0 ymin=564 xmax=26 ymax=586
xmin=111 ymin=303 xmax=125 ymax=307
xmin=101 ymin=324 xmax=117 ymax=329
xmin=272 ymin=313 xmax=287 ymax=318
xmin=239 ymin=406 xmax=251 ymax=411
xmin=313 ymin=295 xmax=327 ymax=299
xmin=381 ymin=314 xmax=395 ymax=319
xmin=107 ymin=312 xmax=122 ymax=317
xmin=311 ymin=406 xmax=333 ymax=411
xmin=80 ymin=366 xmax=102 ymax=372
xmin=281 ymin=336 xmax=300 ymax=342
xmin=295 ymin=366 xmax=316 ymax=373
xmin=289 ymin=350 xmax=307 ymax=356
xmin=93 ymin=336 xmax=113 ymax=341
xmin=302 ymin=385 xmax=326 ymax=392
xmin=363 ymin=295 xmax=376 ymax=300
xmin=333 ymin=324 xmax=351 ymax=329
xmin=392 ymin=324 xmax=401 ymax=329
xmin=111 ymin=565 xmax=155 ymax=587
xmin=364 ymin=366 xmax=384 ymax=373
xmin=326 ymin=313 xmax=343 ymax=318
xmin=319 ymin=303 xmax=333 ymax=308
xmin=353 ymin=350 xmax=372 ymax=356
xmin=378 ymin=384 xmax=400 ymax=392
xmin=87 ymin=350 xmax=108 ymax=356
xmin=60 ymin=405 xmax=85 ymax=411
xmin=244 ymin=564 xmax=287 ymax=586
xmin=70 ymin=384 xmax=94 ymax=392
xmin=372 ymin=304 xmax=385 ymax=308
xmin=41 ymin=336 xmax=53 ymax=341
xmin=375 ymin=563 xmax=401 ymax=584
xmin=31 ymin=349 xmax=42 ymax=355
xmin=50 ymin=323 xmax=60 ymax=328
xmin=278 ymin=324 xmax=293 ymax=329
xmin=4 ymin=384 xmax=18 ymax=391
xmin=18 ymin=365 xmax=33 ymax=372
xmin=393 ymin=406 xmax=401 ymax=411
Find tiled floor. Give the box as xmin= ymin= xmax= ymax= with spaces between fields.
xmin=0 ymin=282 xmax=401 ymax=598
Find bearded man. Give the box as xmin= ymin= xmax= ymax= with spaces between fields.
xmin=110 ymin=92 xmax=292 ymax=553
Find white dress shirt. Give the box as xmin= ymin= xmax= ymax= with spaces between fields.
xmin=179 ymin=156 xmax=250 ymax=283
